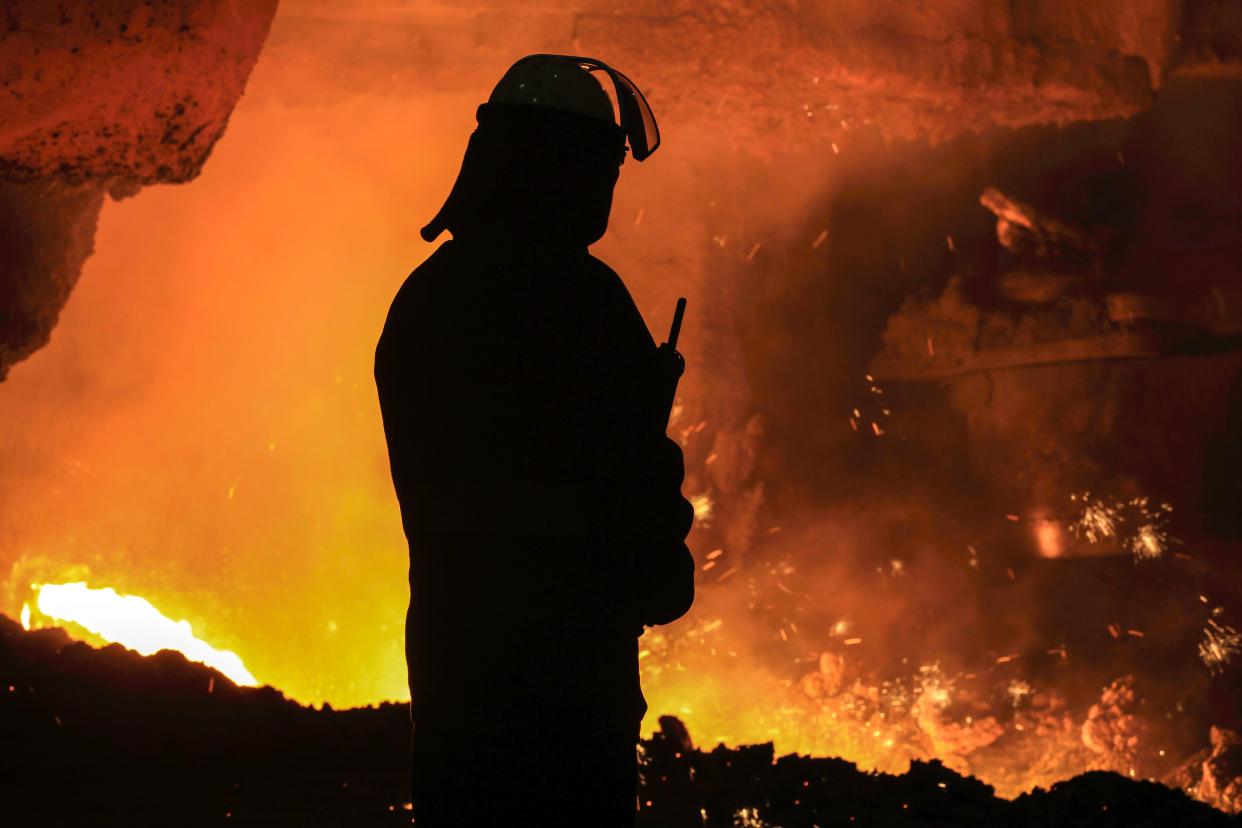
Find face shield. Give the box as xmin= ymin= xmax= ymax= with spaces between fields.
xmin=503 ymin=54 xmax=662 ymax=161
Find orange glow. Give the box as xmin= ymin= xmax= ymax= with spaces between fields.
xmin=0 ymin=69 xmax=1148 ymax=794
xmin=636 ymin=618 xmax=1112 ymax=799
xmin=0 ymin=6 xmax=1206 ymax=807
xmin=1035 ymin=518 xmax=1064 ymax=558
xmin=0 ymin=87 xmax=436 ymax=706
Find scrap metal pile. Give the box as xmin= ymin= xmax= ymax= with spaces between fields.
xmin=3 ymin=615 xmax=1236 ymax=827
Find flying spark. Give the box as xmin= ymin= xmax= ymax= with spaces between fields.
xmin=1200 ymin=618 xmax=1242 ymax=675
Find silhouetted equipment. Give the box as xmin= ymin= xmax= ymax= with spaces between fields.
xmin=656 ymin=297 xmax=687 ymax=426
xmin=980 ymin=186 xmax=1109 ymax=262
xmin=667 ymin=297 xmax=687 ymax=349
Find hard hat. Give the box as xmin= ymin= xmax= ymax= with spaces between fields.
xmin=485 ymin=54 xmax=661 ymax=161
xmin=489 ymin=55 xmax=615 ymax=123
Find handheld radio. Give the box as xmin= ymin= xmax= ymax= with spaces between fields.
xmin=655 ymin=298 xmax=687 ymax=427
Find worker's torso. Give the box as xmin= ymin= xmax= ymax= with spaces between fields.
xmin=376 ymin=240 xmax=658 ymax=728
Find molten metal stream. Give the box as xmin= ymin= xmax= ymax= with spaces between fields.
xmin=26 ymin=583 xmax=257 ymax=687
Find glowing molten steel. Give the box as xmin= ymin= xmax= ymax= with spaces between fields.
xmin=30 ymin=583 xmax=258 ymax=687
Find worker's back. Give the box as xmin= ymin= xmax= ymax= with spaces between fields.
xmin=376 ymin=238 xmax=693 ymax=824
xmin=377 ymin=235 xmax=683 ymax=716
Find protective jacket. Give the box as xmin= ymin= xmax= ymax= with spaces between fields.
xmin=374 ymin=80 xmax=692 ymax=823
xmin=376 ymin=238 xmax=695 ymax=727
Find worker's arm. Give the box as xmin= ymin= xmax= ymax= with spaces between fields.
xmin=593 ymin=275 xmax=696 ymax=628
xmin=631 ymin=433 xmax=696 ymax=626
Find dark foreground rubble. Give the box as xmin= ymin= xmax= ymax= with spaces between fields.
xmin=1 ymin=615 xmax=1236 ymax=827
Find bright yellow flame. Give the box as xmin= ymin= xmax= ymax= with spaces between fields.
xmin=33 ymin=582 xmax=258 ymax=687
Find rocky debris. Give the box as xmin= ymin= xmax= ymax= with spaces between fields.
xmin=974 ymin=186 xmax=1114 ymax=308
xmin=980 ymin=187 xmax=1110 ymax=275
xmin=271 ymin=0 xmax=1242 ymax=146
xmin=1 ymin=612 xmax=414 ymax=824
xmin=0 ymin=0 xmax=276 ymax=379
xmin=869 ymin=169 xmax=1241 ymax=382
xmin=870 ymin=183 xmax=1131 ymax=380
xmin=1174 ymin=727 xmax=1242 ymax=815
xmin=0 ymin=1 xmax=277 ymax=184
xmin=870 ymin=271 xmax=1151 ymax=381
xmin=0 ymin=179 xmax=104 ymax=380
xmin=638 ymin=716 xmax=1235 ymax=827
xmin=4 ymin=1 xmax=1241 ymax=387
xmin=1010 ymin=771 xmax=1237 ymax=828
xmin=1181 ymin=0 xmax=1242 ymax=75
xmin=3 ymin=615 xmax=1238 ymax=826
xmin=1081 ymin=676 xmax=1151 ymax=775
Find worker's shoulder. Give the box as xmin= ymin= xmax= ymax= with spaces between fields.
xmin=582 ymin=251 xmax=624 ymax=285
xmin=581 ymin=253 xmax=654 ymax=347
xmin=580 ymin=252 xmax=640 ymax=307
xmin=390 ymin=241 xmax=461 ymax=305
xmin=375 ymin=242 xmax=461 ymax=362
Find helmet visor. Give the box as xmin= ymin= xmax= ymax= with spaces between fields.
xmin=605 ymin=66 xmax=660 ymax=161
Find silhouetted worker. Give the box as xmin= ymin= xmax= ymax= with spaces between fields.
xmin=375 ymin=55 xmax=695 ymax=826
